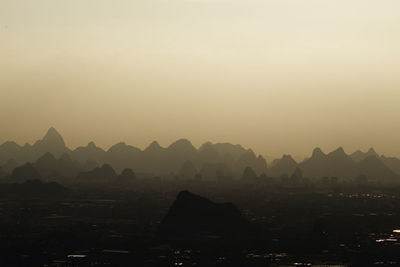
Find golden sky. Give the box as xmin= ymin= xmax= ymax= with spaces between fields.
xmin=1 ymin=0 xmax=400 ymax=159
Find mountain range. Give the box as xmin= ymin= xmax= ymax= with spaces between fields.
xmin=269 ymin=147 xmax=400 ymax=182
xmin=0 ymin=128 xmax=267 ymax=178
xmin=1 ymin=128 xmax=400 ymax=182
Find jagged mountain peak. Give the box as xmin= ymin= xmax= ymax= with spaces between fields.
xmin=108 ymin=142 xmax=141 ymax=153
xmin=145 ymin=141 xmax=163 ymax=152
xmin=361 ymin=155 xmax=382 ymax=164
xmin=28 ymin=127 xmax=67 ymax=158
xmin=87 ymin=141 xmax=97 ymax=148
xmin=312 ymin=147 xmax=326 ymax=158
xmin=367 ymin=147 xmax=379 ymax=157
xmin=43 ymin=127 xmax=64 ymax=143
xmin=329 ymin=147 xmax=347 ymax=157
xmin=0 ymin=141 xmax=20 ymax=149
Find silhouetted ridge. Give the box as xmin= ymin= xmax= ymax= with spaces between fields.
xmin=106 ymin=142 xmax=141 ymax=172
xmin=33 ymin=127 xmax=67 ymax=158
xmin=329 ymin=147 xmax=346 ymax=157
xmin=145 ymin=141 xmax=162 ymax=152
xmin=168 ymin=139 xmax=196 ymax=153
xmin=211 ymin=143 xmax=247 ymax=161
xmin=381 ymin=155 xmax=400 ymax=175
xmin=118 ymin=168 xmax=136 ymax=180
xmin=357 ymin=156 xmax=398 ymax=181
xmin=70 ymin=141 xmax=106 ymax=164
xmin=242 ymin=166 xmax=258 ymax=181
xmin=290 ymin=167 xmax=304 ymax=184
xmin=88 ymin=141 xmax=96 ymax=149
xmin=299 ymin=147 xmax=357 ymax=179
xmin=159 ymin=191 xmax=248 ymax=239
xmin=0 ymin=128 xmax=268 ymax=178
xmin=0 ymin=141 xmax=21 ymax=164
xmin=350 ymin=148 xmax=379 ymax=162
xmin=77 ymin=164 xmax=117 ymax=181
xmin=236 ymin=150 xmax=267 ymax=175
xmin=35 ymin=152 xmax=58 ymax=177
xmin=312 ymin=147 xmax=326 ymax=159
xmin=268 ymin=154 xmax=298 ymax=177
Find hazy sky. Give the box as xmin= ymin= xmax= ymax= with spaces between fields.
xmin=1 ymin=0 xmax=400 ymax=159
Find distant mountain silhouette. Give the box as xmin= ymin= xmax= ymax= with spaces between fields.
xmin=70 ymin=141 xmax=106 ymax=164
xmin=2 ymin=127 xmax=400 ymax=182
xmin=381 ymin=155 xmax=400 ymax=175
xmin=236 ymin=150 xmax=267 ymax=175
xmin=350 ymin=148 xmax=379 ymax=162
xmin=166 ymin=139 xmax=197 ymax=172
xmin=77 ymin=164 xmax=117 ymax=181
xmin=11 ymin=163 xmax=42 ymax=182
xmin=34 ymin=152 xmax=82 ymax=178
xmin=242 ymin=166 xmax=258 ymax=181
xmin=57 ymin=153 xmax=83 ymax=177
xmin=2 ymin=159 xmax=19 ymax=174
xmin=158 ymin=191 xmax=249 ymax=239
xmin=0 ymin=128 xmax=268 ymax=178
xmin=200 ymin=163 xmax=232 ymax=180
xmin=290 ymin=167 xmax=304 ymax=184
xmin=82 ymin=159 xmax=99 ymax=171
xmin=267 ymin=147 xmax=400 ymax=182
xmin=35 ymin=152 xmax=58 ymax=177
xmin=106 ymin=142 xmax=141 ymax=172
xmin=118 ymin=168 xmax=136 ymax=181
xmin=357 ymin=156 xmax=398 ymax=182
xmin=0 ymin=128 xmax=69 ymax=165
xmin=0 ymin=141 xmax=22 ymax=164
xmin=33 ymin=127 xmax=67 ymax=158
xmin=197 ymin=142 xmax=221 ymax=166
xmin=268 ymin=154 xmax=298 ymax=177
xmin=299 ymin=147 xmax=357 ymax=179
xmin=211 ymin=143 xmax=248 ymax=161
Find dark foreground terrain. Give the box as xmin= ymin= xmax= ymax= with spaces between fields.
xmin=1 ymin=179 xmax=400 ymax=266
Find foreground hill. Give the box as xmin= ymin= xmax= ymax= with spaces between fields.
xmin=158 ymin=191 xmax=250 ymax=239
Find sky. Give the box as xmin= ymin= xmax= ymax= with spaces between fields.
xmin=1 ymin=0 xmax=400 ymax=160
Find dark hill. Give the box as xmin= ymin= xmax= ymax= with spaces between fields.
xmin=77 ymin=164 xmax=117 ymax=181
xmin=159 ymin=191 xmax=249 ymax=239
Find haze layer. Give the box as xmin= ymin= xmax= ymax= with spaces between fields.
xmin=1 ymin=0 xmax=400 ymax=157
